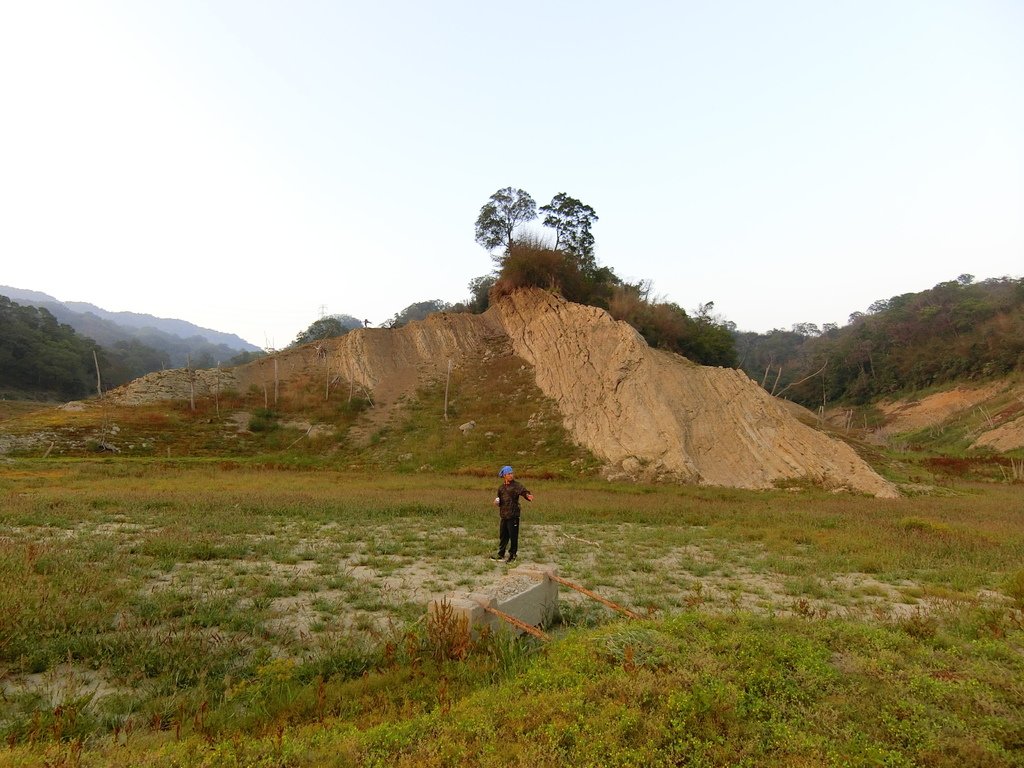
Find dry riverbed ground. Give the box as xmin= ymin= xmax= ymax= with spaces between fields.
xmin=3 ymin=463 xmax=1022 ymax=720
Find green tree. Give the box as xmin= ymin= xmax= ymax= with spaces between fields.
xmin=790 ymin=322 xmax=821 ymax=337
xmin=103 ymin=339 xmax=169 ymax=386
xmin=293 ymin=315 xmax=361 ymax=346
xmin=0 ymin=296 xmax=96 ymax=397
xmin=387 ymin=300 xmax=451 ymax=328
xmin=607 ymin=286 xmax=737 ymax=367
xmin=466 ymin=274 xmax=496 ymax=313
xmin=228 ymin=349 xmax=267 ymax=366
xmin=474 ymin=187 xmax=537 ymax=255
xmin=539 ymin=193 xmax=599 ymax=272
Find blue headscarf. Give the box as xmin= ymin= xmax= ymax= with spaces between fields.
xmin=499 ymin=465 xmax=513 ymax=477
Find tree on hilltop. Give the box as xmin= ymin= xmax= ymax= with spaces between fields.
xmin=292 ymin=315 xmax=362 ymax=346
xmin=474 ymin=187 xmax=537 ymax=256
xmin=386 ymin=300 xmax=451 ymax=328
xmin=539 ymin=193 xmax=599 ymax=273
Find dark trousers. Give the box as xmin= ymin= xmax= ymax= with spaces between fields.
xmin=498 ymin=516 xmax=520 ymax=558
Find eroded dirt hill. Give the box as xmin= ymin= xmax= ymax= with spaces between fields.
xmin=109 ymin=310 xmax=506 ymax=411
xmin=107 ymin=289 xmax=897 ymax=496
xmin=494 ymin=290 xmax=896 ymax=496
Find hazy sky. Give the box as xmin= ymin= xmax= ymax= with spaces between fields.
xmin=2 ymin=2 xmax=1021 ymax=348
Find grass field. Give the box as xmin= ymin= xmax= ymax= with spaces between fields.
xmin=1 ymin=461 xmax=1022 ymax=766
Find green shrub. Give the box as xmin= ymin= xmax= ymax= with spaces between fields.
xmin=248 ymin=408 xmax=279 ymax=432
xmin=1004 ymin=569 xmax=1024 ymax=606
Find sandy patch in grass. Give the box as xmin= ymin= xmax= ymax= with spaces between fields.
xmin=1 ymin=663 xmax=130 ymax=706
xmin=524 ymin=523 xmax=987 ymax=622
xmin=227 ymin=411 xmax=251 ymax=433
xmin=265 ymin=590 xmax=347 ymax=637
xmin=124 ymin=518 xmax=1016 ymax=648
xmin=279 ymin=420 xmax=337 ymax=438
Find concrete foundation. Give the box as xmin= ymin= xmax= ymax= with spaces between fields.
xmin=429 ymin=564 xmax=560 ymax=637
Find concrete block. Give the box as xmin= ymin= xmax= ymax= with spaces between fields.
xmin=430 ymin=564 xmax=561 ymax=638
xmin=500 ymin=565 xmax=560 ymax=628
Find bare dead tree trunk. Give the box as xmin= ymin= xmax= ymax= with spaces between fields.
xmin=273 ymin=358 xmax=279 ymax=406
xmin=774 ymin=359 xmax=829 ymax=399
xmin=325 ymin=354 xmax=331 ymax=401
xmin=187 ymin=354 xmax=195 ymax=412
xmin=770 ymin=366 xmax=783 ymax=396
xmin=93 ymin=349 xmax=102 ymax=398
xmin=443 ymin=359 xmax=452 ymax=421
xmin=215 ymin=364 xmax=220 ymax=417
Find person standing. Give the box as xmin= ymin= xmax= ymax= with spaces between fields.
xmin=491 ymin=465 xmax=533 ymax=563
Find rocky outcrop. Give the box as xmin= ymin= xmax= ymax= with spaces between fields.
xmin=492 ymin=290 xmax=897 ymax=497
xmin=106 ymin=368 xmax=243 ymax=406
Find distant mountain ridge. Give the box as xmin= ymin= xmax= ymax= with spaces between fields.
xmin=0 ymin=286 xmax=260 ymax=354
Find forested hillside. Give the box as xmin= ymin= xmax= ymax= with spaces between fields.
xmin=0 ymin=296 xmax=260 ymax=399
xmin=0 ymin=297 xmax=99 ymax=398
xmin=0 ymin=286 xmax=259 ymax=369
xmin=736 ymin=275 xmax=1024 ymax=407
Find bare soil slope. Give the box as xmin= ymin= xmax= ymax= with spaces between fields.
xmin=972 ymin=412 xmax=1024 ymax=451
xmin=845 ymin=381 xmax=1024 ymax=452
xmin=494 ymin=290 xmax=896 ymax=496
xmin=106 ymin=289 xmax=897 ymax=496
xmin=109 ymin=311 xmax=506 ymax=411
xmin=873 ymin=382 xmax=1006 ymax=434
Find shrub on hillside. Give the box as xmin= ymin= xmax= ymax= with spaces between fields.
xmin=490 ymin=235 xmax=621 ymax=310
xmin=487 ymin=237 xmax=736 ymax=367
xmin=490 ymin=238 xmax=587 ymax=304
xmin=609 ymin=284 xmax=737 ymax=367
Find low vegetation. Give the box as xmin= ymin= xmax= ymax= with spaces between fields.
xmin=484 ymin=237 xmax=737 ymax=367
xmin=0 ymin=465 xmax=1022 ymax=766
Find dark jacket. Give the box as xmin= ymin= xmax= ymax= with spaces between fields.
xmin=496 ymin=479 xmax=531 ymax=520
